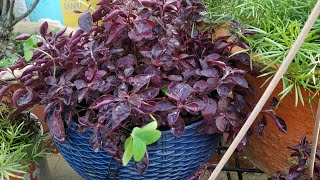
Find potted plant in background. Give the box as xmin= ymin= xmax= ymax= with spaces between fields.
xmin=204 ymin=0 xmax=320 ymax=175
xmin=0 ymin=102 xmax=45 ymax=180
xmin=0 ymin=0 xmax=266 ymax=179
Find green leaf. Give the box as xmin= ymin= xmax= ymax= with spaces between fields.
xmin=122 ymin=140 xmax=133 ymax=166
xmin=141 ymin=120 xmax=157 ymax=131
xmin=133 ymin=137 xmax=146 ymax=162
xmin=124 ymin=137 xmax=132 ymax=149
xmin=161 ymin=87 xmax=168 ymax=94
xmin=132 ymin=127 xmax=141 ymax=135
xmin=24 ymin=50 xmax=33 ymax=61
xmin=135 ymin=130 xmax=161 ymax=145
xmin=23 ymin=35 xmax=37 ymax=50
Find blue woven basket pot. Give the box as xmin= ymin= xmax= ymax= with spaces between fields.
xmin=55 ymin=120 xmax=221 ymax=180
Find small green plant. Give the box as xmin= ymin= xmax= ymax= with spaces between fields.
xmin=204 ymin=0 xmax=320 ymax=105
xmin=122 ymin=116 xmax=161 ymax=166
xmin=0 ymin=103 xmax=45 ymax=180
xmin=23 ymin=35 xmax=38 ymax=62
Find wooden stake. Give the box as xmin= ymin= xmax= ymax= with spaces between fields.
xmin=208 ymin=1 xmax=320 ymax=179
xmin=308 ymin=98 xmax=320 ymax=179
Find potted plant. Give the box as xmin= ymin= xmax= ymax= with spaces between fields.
xmin=0 ymin=102 xmax=45 ymax=180
xmin=205 ymin=0 xmax=320 ymax=175
xmin=0 ymin=0 xmax=260 ymax=179
xmin=269 ymin=136 xmax=320 ymax=180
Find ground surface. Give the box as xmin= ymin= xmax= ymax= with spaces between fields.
xmin=45 ymin=153 xmax=269 ymax=180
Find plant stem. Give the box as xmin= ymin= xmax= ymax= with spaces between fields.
xmin=308 ymin=98 xmax=320 ymax=179
xmin=208 ymin=1 xmax=320 ymax=179
xmin=1 ymin=0 xmax=8 ymax=18
xmin=7 ymin=0 xmax=14 ymax=26
xmin=12 ymin=0 xmax=39 ymax=26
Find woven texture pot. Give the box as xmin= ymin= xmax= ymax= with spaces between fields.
xmin=55 ymin=121 xmax=220 ymax=180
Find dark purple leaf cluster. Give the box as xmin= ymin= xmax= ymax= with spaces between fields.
xmin=270 ymin=136 xmax=320 ymax=180
xmin=258 ymin=97 xmax=287 ymax=136
xmin=0 ymin=0 xmax=254 ymax=161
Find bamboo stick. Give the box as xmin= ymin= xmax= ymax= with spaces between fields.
xmin=308 ymin=98 xmax=320 ymax=179
xmin=208 ymin=1 xmax=320 ymax=179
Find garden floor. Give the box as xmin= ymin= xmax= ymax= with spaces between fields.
xmin=45 ymin=152 xmax=269 ymax=180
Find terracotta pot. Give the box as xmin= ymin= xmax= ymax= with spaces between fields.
xmin=9 ymin=163 xmax=40 ymax=180
xmin=243 ymin=69 xmax=319 ymax=175
xmin=214 ymin=24 xmax=320 ymax=175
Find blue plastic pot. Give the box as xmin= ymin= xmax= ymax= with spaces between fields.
xmin=55 ymin=121 xmax=220 ymax=180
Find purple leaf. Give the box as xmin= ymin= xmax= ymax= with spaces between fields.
xmin=45 ymin=103 xmax=66 ymax=143
xmin=272 ymin=115 xmax=287 ymax=133
xmin=270 ymin=97 xmax=279 ymax=107
xmin=218 ymin=98 xmax=229 ymax=112
xmin=129 ymin=94 xmax=142 ymax=107
xmin=207 ymin=60 xmax=227 ymax=69
xmin=170 ymin=116 xmax=185 ymax=137
xmin=15 ymin=33 xmax=31 ymax=41
xmin=117 ymin=54 xmax=137 ymax=68
xmin=55 ymin=27 xmax=67 ymax=40
xmin=151 ymin=43 xmax=164 ymax=58
xmin=128 ymin=29 xmax=143 ymax=42
xmin=258 ymin=115 xmax=267 ymax=137
xmin=184 ymin=99 xmax=206 ymax=112
xmin=230 ymin=20 xmax=241 ymax=30
xmin=133 ymin=20 xmax=153 ymax=38
xmin=226 ymin=75 xmax=248 ymax=88
xmin=155 ymin=100 xmax=175 ymax=111
xmin=78 ymin=11 xmax=93 ymax=32
xmin=198 ymin=124 xmax=219 ymax=135
xmin=138 ymin=88 xmax=159 ymax=100
xmin=39 ymin=21 xmax=48 ymax=38
xmin=112 ymin=101 xmax=131 ymax=125
xmin=167 ymin=109 xmax=181 ymax=126
xmin=167 ymin=83 xmax=195 ymax=101
xmin=12 ymin=88 xmax=34 ymax=107
xmin=89 ymin=132 xmax=100 ymax=152
xmin=74 ymin=80 xmax=87 ymax=90
xmin=135 ymin=102 xmax=157 ymax=114
xmin=91 ymin=95 xmax=118 ymax=109
xmin=71 ymin=29 xmax=84 ymax=40
xmin=215 ymin=116 xmax=228 ymax=132
xmin=193 ymin=80 xmax=210 ymax=93
xmin=234 ymin=92 xmax=245 ymax=112
xmin=85 ymin=68 xmax=95 ymax=81
xmin=130 ymin=74 xmax=153 ymax=92
xmin=103 ymin=9 xmax=122 ymax=22
xmin=55 ymin=39 xmax=69 ymax=49
xmin=145 ymin=66 xmax=163 ymax=85
xmin=217 ymin=84 xmax=233 ymax=98
xmin=204 ymin=53 xmax=221 ymax=62
xmin=168 ymin=75 xmax=183 ymax=82
xmin=44 ymin=76 xmax=57 ymax=86
xmin=201 ymin=98 xmax=217 ymax=121
xmin=233 ymin=53 xmax=250 ymax=65
xmin=207 ymin=78 xmax=219 ymax=89
xmin=200 ymin=68 xmax=219 ymax=77
xmin=134 ymin=151 xmax=149 ymax=175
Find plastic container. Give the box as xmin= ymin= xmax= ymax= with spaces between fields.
xmin=25 ymin=0 xmax=99 ymax=27
xmin=55 ymin=121 xmax=221 ymax=180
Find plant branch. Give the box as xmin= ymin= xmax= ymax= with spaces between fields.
xmin=308 ymin=98 xmax=320 ymax=179
xmin=208 ymin=0 xmax=320 ymax=179
xmin=7 ymin=0 xmax=14 ymax=27
xmin=12 ymin=0 xmax=39 ymax=26
xmin=1 ymin=0 xmax=8 ymax=18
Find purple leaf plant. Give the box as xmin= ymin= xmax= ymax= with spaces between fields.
xmin=0 ymin=0 xmax=285 ymax=171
